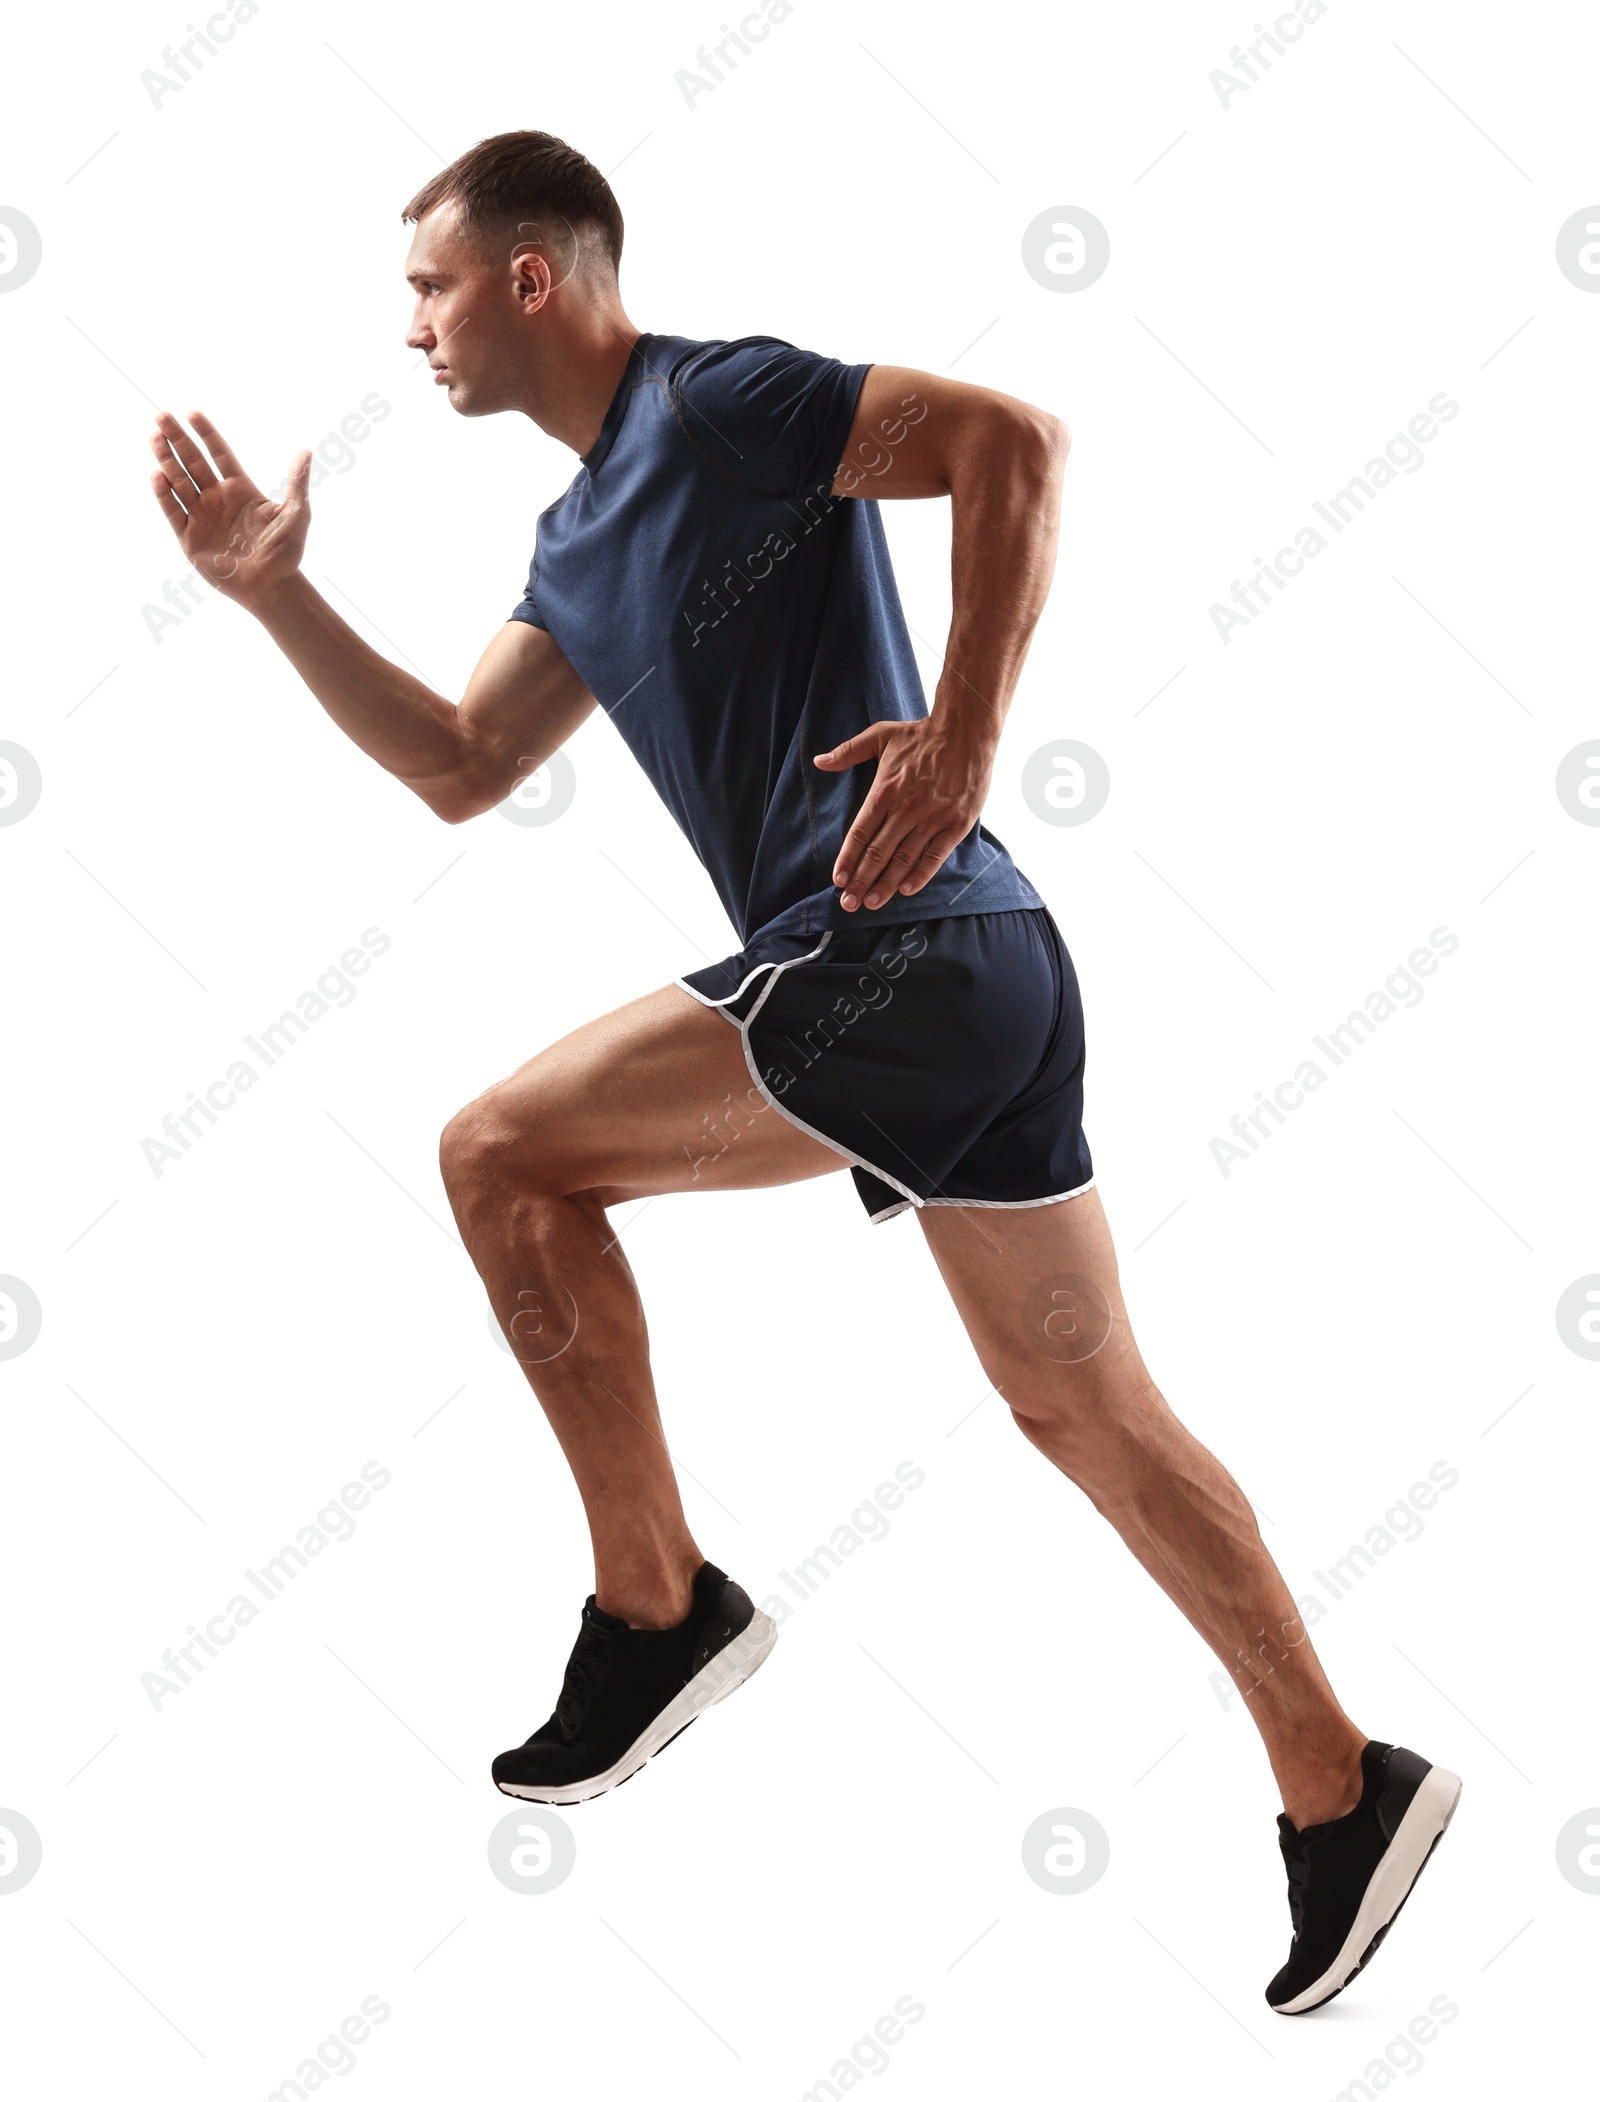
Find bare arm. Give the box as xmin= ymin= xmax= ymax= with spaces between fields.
xmin=250 ymin=580 xmax=594 ymax=822
xmin=813 ymin=367 xmax=1068 ymax=910
xmin=148 ymin=409 xmax=595 ymax=823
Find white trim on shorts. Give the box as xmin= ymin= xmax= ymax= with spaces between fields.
xmin=674 ymin=924 xmax=843 ymax=1013
xmin=726 ymin=937 xmax=929 ymax=1213
xmin=865 ymin=1178 xmax=1097 ymax=1227
xmin=919 ymin=1177 xmax=1098 ymax=1212
xmin=680 ymin=934 xmax=1096 ymax=1227
xmin=674 ymin=934 xmax=833 ymax=1027
xmin=675 ymin=977 xmax=726 ymax=1009
xmin=677 ymin=975 xmax=744 ymax=1025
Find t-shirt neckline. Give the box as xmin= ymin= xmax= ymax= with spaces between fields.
xmin=581 ymin=333 xmax=653 ymax=476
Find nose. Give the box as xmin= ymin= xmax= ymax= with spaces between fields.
xmin=405 ymin=310 xmax=435 ymax=354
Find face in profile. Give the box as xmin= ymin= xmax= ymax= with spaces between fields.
xmin=403 ymin=201 xmax=582 ymax=418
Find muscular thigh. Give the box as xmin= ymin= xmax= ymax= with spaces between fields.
xmin=470 ymin=984 xmax=845 ymax=1203
xmin=918 ymin=1189 xmax=1151 ymax=1407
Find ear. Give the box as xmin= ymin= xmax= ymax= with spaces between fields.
xmin=511 ymin=212 xmax=580 ymax=298
xmin=508 ymin=238 xmax=554 ymax=310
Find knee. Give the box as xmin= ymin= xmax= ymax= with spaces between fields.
xmin=1006 ymin=1368 xmax=1159 ymax=1492
xmin=439 ymin=1088 xmax=542 ymax=1205
xmin=1008 ymin=1382 xmax=1112 ymax=1464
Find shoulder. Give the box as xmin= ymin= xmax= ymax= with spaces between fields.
xmin=663 ymin=335 xmax=871 ymax=496
xmin=669 ymin=333 xmax=840 ymax=412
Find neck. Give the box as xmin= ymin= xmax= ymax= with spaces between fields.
xmin=525 ymin=304 xmax=641 ymax=454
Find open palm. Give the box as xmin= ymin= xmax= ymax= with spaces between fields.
xmin=148 ymin=410 xmax=312 ymax=608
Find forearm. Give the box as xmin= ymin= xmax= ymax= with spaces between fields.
xmin=250 ymin=572 xmax=467 ymax=810
xmin=816 ymin=376 xmax=1070 ymax=908
xmin=935 ymin=410 xmax=1068 ymax=750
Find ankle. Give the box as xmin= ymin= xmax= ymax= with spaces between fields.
xmin=1280 ymin=1733 xmax=1368 ymax=1831
xmin=594 ymin=1549 xmax=702 ymax=1630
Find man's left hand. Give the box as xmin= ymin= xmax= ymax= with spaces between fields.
xmin=813 ymin=718 xmax=994 ymax=911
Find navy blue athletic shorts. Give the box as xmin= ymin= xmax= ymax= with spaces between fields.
xmin=678 ymin=908 xmax=1095 ymax=1223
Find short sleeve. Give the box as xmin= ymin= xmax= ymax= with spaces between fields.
xmin=507 ymin=565 xmax=549 ymax=629
xmin=672 ymin=337 xmax=872 ymax=500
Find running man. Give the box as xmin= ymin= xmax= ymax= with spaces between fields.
xmin=146 ymin=130 xmax=1459 ymax=2014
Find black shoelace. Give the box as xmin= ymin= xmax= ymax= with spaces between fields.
xmin=554 ymin=1627 xmax=617 ymax=1736
xmin=1279 ymin=1828 xmax=1312 ymax=1939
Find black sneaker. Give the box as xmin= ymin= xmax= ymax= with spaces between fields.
xmin=491 ymin=1562 xmax=776 ymax=1804
xmin=1266 ymin=1740 xmax=1462 ymax=2014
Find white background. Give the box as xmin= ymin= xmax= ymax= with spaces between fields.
xmin=2 ymin=0 xmax=1596 ymax=2094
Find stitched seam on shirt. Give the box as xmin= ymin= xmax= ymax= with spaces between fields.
xmin=522 ymin=476 xmax=584 ymax=611
xmin=522 ymin=374 xmax=654 ymax=605
xmin=798 ymin=721 xmax=828 ymax=900
xmin=666 ymin=345 xmax=848 ymax=504
xmin=662 ymin=345 xmax=851 ymax=917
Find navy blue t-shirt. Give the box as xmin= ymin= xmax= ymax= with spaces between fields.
xmin=509 ymin=332 xmax=1041 ymax=950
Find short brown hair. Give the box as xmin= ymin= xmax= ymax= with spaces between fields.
xmin=401 ymin=130 xmax=624 ymax=273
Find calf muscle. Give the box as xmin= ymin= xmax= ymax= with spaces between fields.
xmin=918 ymin=1193 xmax=1366 ymax=1827
xmin=437 ymin=986 xmax=841 ymax=1625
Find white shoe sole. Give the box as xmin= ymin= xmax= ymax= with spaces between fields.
xmin=1272 ymin=1764 xmax=1463 ymax=2014
xmin=496 ymin=1609 xmax=779 ymax=1805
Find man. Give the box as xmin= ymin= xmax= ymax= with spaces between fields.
xmin=146 ymin=129 xmax=1459 ymax=2014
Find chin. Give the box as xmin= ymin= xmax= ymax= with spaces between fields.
xmin=447 ymin=384 xmax=504 ymax=419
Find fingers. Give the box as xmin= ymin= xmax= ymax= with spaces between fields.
xmin=826 ymin=723 xmax=910 ymax=891
xmin=838 ymin=807 xmax=919 ymax=910
xmin=151 ymin=410 xmax=219 ymax=497
xmin=840 ymin=810 xmax=969 ymax=910
xmin=148 ymin=430 xmax=198 ymax=507
xmin=286 ymin=447 xmax=313 ymax=505
xmin=858 ymin=827 xmax=956 ymax=908
xmin=817 ymin=719 xmax=970 ymax=907
xmin=894 ymin=825 xmax=965 ymax=896
xmin=188 ymin=409 xmax=245 ymax=482
xmin=832 ymin=792 xmax=890 ymax=895
xmin=813 ymin=722 xmax=893 ymax=772
xmin=150 ymin=470 xmax=189 ymax=534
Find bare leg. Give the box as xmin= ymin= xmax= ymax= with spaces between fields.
xmin=919 ymin=1190 xmax=1367 ymax=1829
xmin=439 ymin=986 xmax=843 ymax=1627
xmin=441 ymin=985 xmax=1363 ymax=1822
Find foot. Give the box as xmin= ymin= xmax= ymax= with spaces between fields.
xmin=1266 ymin=1740 xmax=1462 ymax=2015
xmin=491 ymin=1562 xmax=777 ymax=1805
